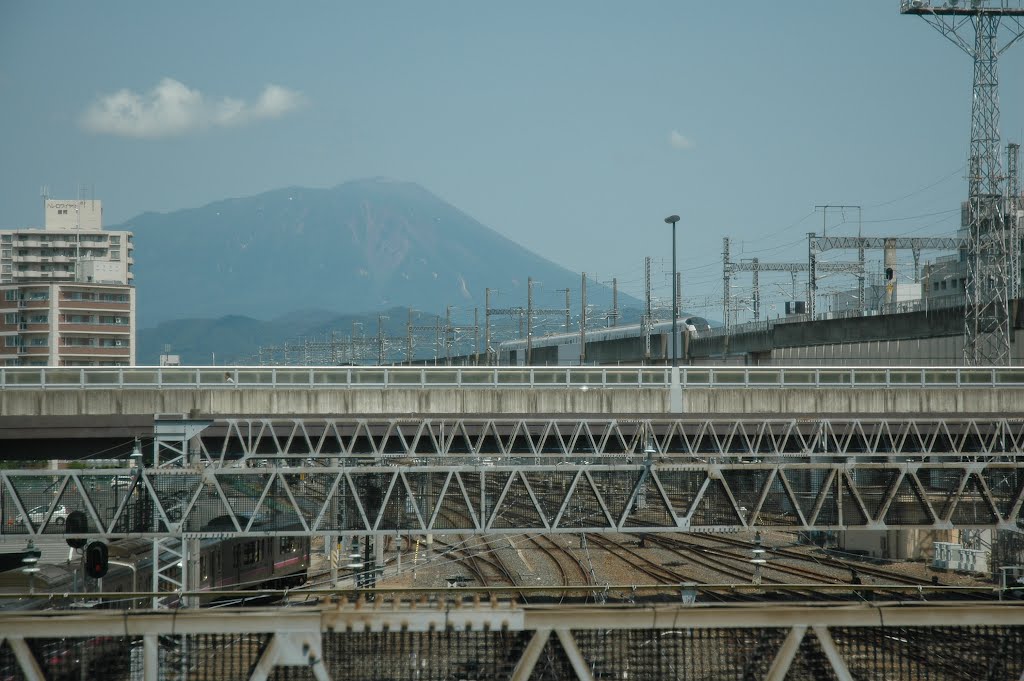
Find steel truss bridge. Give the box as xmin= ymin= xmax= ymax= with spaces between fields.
xmin=5 ymin=415 xmax=1024 ymax=540
xmin=0 ymin=602 xmax=1022 ymax=681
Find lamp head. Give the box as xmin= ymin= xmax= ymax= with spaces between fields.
xmin=664 ymin=215 xmax=680 ymax=225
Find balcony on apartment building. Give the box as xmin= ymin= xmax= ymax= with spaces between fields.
xmin=58 ymin=300 xmax=131 ymax=312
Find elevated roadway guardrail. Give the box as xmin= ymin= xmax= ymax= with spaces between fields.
xmin=2 ymin=365 xmax=1024 ymax=389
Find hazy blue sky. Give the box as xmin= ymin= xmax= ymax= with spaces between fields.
xmin=2 ymin=1 xmax=1022 ymax=320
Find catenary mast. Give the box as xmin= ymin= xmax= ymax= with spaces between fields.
xmin=901 ymin=0 xmax=1024 ymax=365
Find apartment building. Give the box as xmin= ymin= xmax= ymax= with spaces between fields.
xmin=0 ymin=199 xmax=135 ymax=366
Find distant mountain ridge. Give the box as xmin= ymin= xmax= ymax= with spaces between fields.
xmin=116 ymin=179 xmax=633 ymax=330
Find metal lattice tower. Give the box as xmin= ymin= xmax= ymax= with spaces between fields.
xmin=1010 ymin=142 xmax=1022 ymax=299
xmin=902 ymin=1 xmax=1024 ymax=365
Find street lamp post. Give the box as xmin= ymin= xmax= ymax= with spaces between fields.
xmin=664 ymin=215 xmax=680 ymax=367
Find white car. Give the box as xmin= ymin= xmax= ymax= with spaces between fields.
xmin=16 ymin=503 xmax=70 ymax=525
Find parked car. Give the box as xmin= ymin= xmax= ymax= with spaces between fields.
xmin=16 ymin=503 xmax=70 ymax=525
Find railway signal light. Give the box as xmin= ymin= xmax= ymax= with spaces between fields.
xmin=65 ymin=510 xmax=87 ymax=549
xmin=84 ymin=541 xmax=108 ymax=579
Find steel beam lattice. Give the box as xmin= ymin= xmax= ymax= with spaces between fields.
xmin=147 ymin=418 xmax=211 ymax=609
xmin=9 ymin=462 xmax=1003 ymax=536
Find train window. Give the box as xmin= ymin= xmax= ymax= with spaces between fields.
xmin=243 ymin=541 xmax=262 ymax=566
xmin=280 ymin=537 xmax=297 ymax=553
xmin=200 ymin=554 xmax=208 ymax=581
xmin=233 ymin=545 xmax=241 ymax=569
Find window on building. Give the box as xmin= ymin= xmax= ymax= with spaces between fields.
xmin=933 ymin=282 xmax=939 ymax=291
xmin=4 ymin=336 xmax=21 ymax=347
xmin=28 ymin=314 xmax=47 ymax=324
xmin=64 ymin=291 xmax=96 ymax=301
xmin=3 ymin=313 xmax=16 ymax=324
xmin=1 ymin=249 xmax=10 ymax=258
xmin=27 ymin=291 xmax=48 ymax=301
xmin=4 ymin=290 xmax=15 ymax=301
xmin=29 ymin=336 xmax=48 ymax=347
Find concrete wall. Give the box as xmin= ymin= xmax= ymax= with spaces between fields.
xmin=838 ymin=529 xmax=943 ymax=561
xmin=3 ymin=385 xmax=1024 ymax=417
xmin=689 ymin=301 xmax=1024 ymax=365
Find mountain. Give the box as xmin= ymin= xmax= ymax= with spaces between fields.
xmin=116 ymin=179 xmax=633 ymax=329
xmin=137 ymin=307 xmax=429 ymax=365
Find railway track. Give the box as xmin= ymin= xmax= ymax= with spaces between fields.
xmin=646 ymin=535 xmax=838 ymax=582
xmin=701 ymin=533 xmax=938 ymax=586
xmin=584 ymin=534 xmax=744 ymax=603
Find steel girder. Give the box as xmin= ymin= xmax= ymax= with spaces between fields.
xmin=2 ymin=459 xmax=1022 ymax=539
xmin=180 ymin=416 xmax=1024 ymax=465
xmin=1 ymin=604 xmax=1023 ymax=681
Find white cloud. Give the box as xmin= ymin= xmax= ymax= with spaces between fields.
xmin=80 ymin=78 xmax=305 ymax=138
xmin=669 ymin=130 xmax=694 ymax=151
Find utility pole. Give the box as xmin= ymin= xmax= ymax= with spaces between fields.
xmin=527 ymin=277 xmax=533 ymax=365
xmin=377 ymin=315 xmax=387 ymax=365
xmin=561 ymin=289 xmax=571 ymax=332
xmin=644 ymin=257 xmax=652 ymax=362
xmin=474 ymin=307 xmax=480 ymax=365
xmin=675 ymin=272 xmax=682 ymax=322
xmin=807 ymin=232 xmax=818 ymax=318
xmin=407 ymin=310 xmax=445 ymax=366
xmin=485 ymin=289 xmax=492 ymax=365
xmin=611 ymin=277 xmax=619 ymax=327
xmin=722 ymin=237 xmax=731 ymax=332
xmin=445 ymin=306 xmax=452 ymax=365
xmin=580 ymin=273 xmax=587 ymax=365
xmin=487 ymin=284 xmax=569 ymax=366
xmin=752 ymin=257 xmax=760 ymax=321
xmin=407 ymin=308 xmax=414 ymax=365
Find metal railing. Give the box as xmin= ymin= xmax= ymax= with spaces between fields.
xmin=2 ymin=604 xmax=1022 ymax=681
xmin=2 ymin=365 xmax=1024 ymax=388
